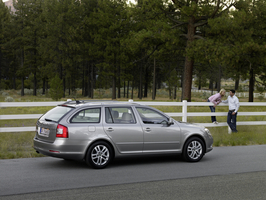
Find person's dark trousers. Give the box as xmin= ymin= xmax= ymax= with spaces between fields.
xmin=207 ymin=99 xmax=216 ymax=122
xmin=227 ymin=110 xmax=238 ymax=132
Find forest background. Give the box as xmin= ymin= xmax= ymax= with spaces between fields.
xmin=1 ymin=0 xmax=266 ymax=102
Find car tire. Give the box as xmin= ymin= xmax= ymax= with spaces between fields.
xmin=182 ymin=137 xmax=205 ymax=162
xmin=86 ymin=141 xmax=113 ymax=169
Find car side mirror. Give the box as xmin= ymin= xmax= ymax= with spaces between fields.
xmin=168 ymin=118 xmax=174 ymax=126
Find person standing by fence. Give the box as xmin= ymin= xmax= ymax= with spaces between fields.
xmin=222 ymin=89 xmax=240 ymax=133
xmin=208 ymin=89 xmax=226 ymax=124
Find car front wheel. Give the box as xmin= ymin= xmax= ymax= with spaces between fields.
xmin=183 ymin=137 xmax=205 ymax=162
xmin=86 ymin=141 xmax=113 ymax=169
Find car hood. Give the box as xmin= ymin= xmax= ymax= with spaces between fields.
xmin=177 ymin=121 xmax=206 ymax=129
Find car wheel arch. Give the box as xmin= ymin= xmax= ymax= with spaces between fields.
xmin=84 ymin=139 xmax=115 ymax=160
xmin=182 ymin=134 xmax=206 ymax=154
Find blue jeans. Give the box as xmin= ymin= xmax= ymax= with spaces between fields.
xmin=208 ymin=99 xmax=216 ymax=122
xmin=227 ymin=111 xmax=237 ymax=132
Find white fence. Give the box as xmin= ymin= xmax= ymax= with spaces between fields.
xmin=1 ymin=100 xmax=266 ymax=133
xmin=191 ymin=89 xmax=266 ymax=98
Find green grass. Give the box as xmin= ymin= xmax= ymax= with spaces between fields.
xmin=1 ymin=89 xmax=266 ymax=159
xmin=0 ymin=132 xmax=45 ymax=159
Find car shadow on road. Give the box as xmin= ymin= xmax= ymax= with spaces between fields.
xmin=110 ymin=154 xmax=184 ymax=168
xmin=39 ymin=154 xmax=184 ymax=169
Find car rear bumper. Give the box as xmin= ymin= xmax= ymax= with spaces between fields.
xmin=33 ymin=137 xmax=85 ymax=160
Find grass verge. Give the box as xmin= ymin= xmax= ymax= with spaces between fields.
xmin=1 ymin=125 xmax=266 ymax=159
xmin=0 ymin=132 xmax=44 ymax=159
xmin=1 ymin=89 xmax=266 ymax=159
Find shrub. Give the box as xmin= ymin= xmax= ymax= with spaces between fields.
xmin=5 ymin=96 xmax=14 ymax=102
xmin=1 ymin=91 xmax=9 ymax=96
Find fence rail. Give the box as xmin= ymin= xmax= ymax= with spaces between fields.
xmin=1 ymin=100 xmax=266 ymax=133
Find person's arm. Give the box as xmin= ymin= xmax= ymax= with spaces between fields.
xmin=234 ymin=97 xmax=240 ymax=113
xmin=222 ymin=98 xmax=228 ymax=104
xmin=209 ymin=93 xmax=220 ymax=106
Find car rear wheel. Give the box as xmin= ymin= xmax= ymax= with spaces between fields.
xmin=86 ymin=141 xmax=113 ymax=169
xmin=183 ymin=137 xmax=205 ymax=162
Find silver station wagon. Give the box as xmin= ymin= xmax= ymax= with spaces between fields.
xmin=34 ymin=100 xmax=213 ymax=169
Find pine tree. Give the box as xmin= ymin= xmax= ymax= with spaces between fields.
xmin=0 ymin=1 xmax=11 ymax=89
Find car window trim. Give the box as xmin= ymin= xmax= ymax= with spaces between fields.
xmin=135 ymin=106 xmax=169 ymax=124
xmin=105 ymin=106 xmax=137 ymax=124
xmin=70 ymin=107 xmax=101 ymax=124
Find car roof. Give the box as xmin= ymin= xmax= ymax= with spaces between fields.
xmin=58 ymin=100 xmax=142 ymax=108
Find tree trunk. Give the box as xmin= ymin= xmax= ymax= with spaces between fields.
xmin=235 ymin=77 xmax=239 ymax=91
xmin=0 ymin=51 xmax=1 ymax=87
xmin=20 ymin=49 xmax=24 ymax=96
xmin=112 ymin=70 xmax=116 ymax=100
xmin=82 ymin=63 xmax=85 ymax=96
xmin=169 ymin=88 xmax=172 ymax=99
xmin=144 ymin=66 xmax=148 ymax=98
xmin=118 ymin=63 xmax=121 ymax=98
xmin=217 ymin=65 xmax=222 ymax=92
xmin=123 ymin=81 xmax=126 ymax=98
xmin=42 ymin=78 xmax=45 ymax=95
xmin=127 ymin=80 xmax=129 ymax=98
xmin=182 ymin=58 xmax=193 ymax=101
xmin=182 ymin=17 xmax=195 ymax=102
xmin=139 ymin=64 xmax=142 ymax=100
xmin=152 ymin=58 xmax=156 ymax=100
xmin=63 ymin=77 xmax=66 ymax=98
xmin=174 ymin=86 xmax=177 ymax=99
xmin=198 ymin=74 xmax=201 ymax=90
xmin=248 ymin=68 xmax=254 ymax=102
xmin=131 ymin=81 xmax=134 ymax=99
xmin=90 ymin=64 xmax=94 ymax=99
xmin=88 ymin=63 xmax=91 ymax=98
xmin=21 ymin=77 xmax=24 ymax=96
xmin=33 ymin=71 xmax=37 ymax=96
xmin=69 ymin=78 xmax=71 ymax=96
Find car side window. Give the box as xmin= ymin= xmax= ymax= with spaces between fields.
xmin=71 ymin=108 xmax=101 ymax=123
xmin=136 ymin=107 xmax=168 ymax=124
xmin=105 ymin=107 xmax=136 ymax=124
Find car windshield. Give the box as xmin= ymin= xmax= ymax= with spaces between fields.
xmin=40 ymin=106 xmax=73 ymax=122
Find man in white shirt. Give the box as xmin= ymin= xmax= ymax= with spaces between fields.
xmin=222 ymin=89 xmax=240 ymax=132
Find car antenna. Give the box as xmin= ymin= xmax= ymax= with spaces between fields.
xmin=73 ymin=97 xmax=80 ymax=104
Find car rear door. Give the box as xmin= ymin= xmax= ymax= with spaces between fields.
xmin=103 ymin=106 xmax=143 ymax=154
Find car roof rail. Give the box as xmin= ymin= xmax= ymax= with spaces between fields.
xmin=63 ymin=99 xmax=118 ymax=105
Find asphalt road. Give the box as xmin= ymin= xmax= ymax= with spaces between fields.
xmin=1 ymin=145 xmax=266 ymax=200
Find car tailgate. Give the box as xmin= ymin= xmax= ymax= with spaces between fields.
xmin=36 ymin=120 xmax=58 ymax=143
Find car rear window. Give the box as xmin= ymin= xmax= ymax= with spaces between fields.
xmin=40 ymin=106 xmax=74 ymax=122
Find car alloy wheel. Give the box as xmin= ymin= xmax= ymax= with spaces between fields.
xmin=86 ymin=141 xmax=113 ymax=169
xmin=183 ymin=137 xmax=205 ymax=162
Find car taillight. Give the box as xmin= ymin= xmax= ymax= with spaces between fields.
xmin=56 ymin=124 xmax=68 ymax=138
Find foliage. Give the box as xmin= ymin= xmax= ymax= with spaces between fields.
xmin=1 ymin=0 xmax=266 ymax=102
xmin=49 ymin=75 xmax=64 ymax=101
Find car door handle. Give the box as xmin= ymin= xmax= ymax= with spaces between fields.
xmin=145 ymin=128 xmax=151 ymax=132
xmin=106 ymin=127 xmax=114 ymax=132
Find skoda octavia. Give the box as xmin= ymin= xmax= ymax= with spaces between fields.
xmin=34 ymin=100 xmax=213 ymax=169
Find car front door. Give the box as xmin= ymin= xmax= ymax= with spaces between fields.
xmin=103 ymin=107 xmax=143 ymax=154
xmin=135 ymin=107 xmax=181 ymax=152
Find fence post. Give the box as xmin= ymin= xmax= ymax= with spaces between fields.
xmin=182 ymin=100 xmax=187 ymax=122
